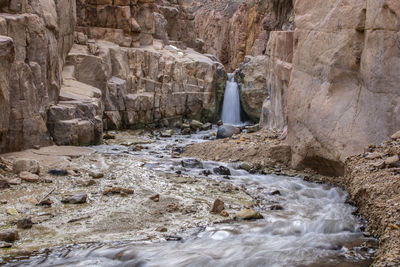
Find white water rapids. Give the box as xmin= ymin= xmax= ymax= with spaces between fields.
xmin=221 ymin=74 xmax=242 ymax=125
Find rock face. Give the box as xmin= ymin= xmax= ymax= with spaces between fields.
xmin=287 ymin=0 xmax=400 ymax=176
xmin=0 ymin=0 xmax=76 ymax=153
xmin=193 ymin=0 xmax=293 ymax=71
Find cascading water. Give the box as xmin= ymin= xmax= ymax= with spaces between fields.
xmin=221 ymin=73 xmax=242 ymax=125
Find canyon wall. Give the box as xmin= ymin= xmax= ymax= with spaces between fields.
xmin=0 ymin=0 xmax=76 ymax=153
xmin=287 ymin=0 xmax=400 ymax=176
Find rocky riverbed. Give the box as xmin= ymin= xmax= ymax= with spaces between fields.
xmin=0 ymin=127 xmax=379 ymax=266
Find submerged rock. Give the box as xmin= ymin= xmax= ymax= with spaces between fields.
xmin=216 ymin=125 xmax=240 ymax=139
xmin=234 ymin=209 xmax=263 ymax=220
xmin=213 ymin=166 xmax=231 ymax=176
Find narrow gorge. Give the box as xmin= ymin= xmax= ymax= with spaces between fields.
xmin=0 ymin=0 xmax=399 ymax=266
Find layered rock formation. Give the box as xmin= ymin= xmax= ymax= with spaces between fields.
xmin=0 ymin=0 xmax=76 ymax=153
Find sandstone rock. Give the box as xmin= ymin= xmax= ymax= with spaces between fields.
xmin=234 ymin=209 xmax=263 ymax=220
xmin=213 ymin=166 xmax=231 ymax=176
xmin=61 ymin=193 xmax=87 ymax=204
xmin=13 ymin=159 xmax=40 ymax=174
xmin=19 ymin=172 xmax=41 ymax=183
xmin=216 ymin=125 xmax=240 ymax=139
xmin=210 ymin=199 xmax=225 ymax=214
xmin=0 ymin=230 xmax=19 ymax=242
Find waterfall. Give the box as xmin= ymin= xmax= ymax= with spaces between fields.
xmin=221 ymin=73 xmax=242 ymax=125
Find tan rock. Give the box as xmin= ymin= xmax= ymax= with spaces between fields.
xmin=234 ymin=209 xmax=263 ymax=220
xmin=210 ymin=198 xmax=225 ymax=214
xmin=13 ymin=159 xmax=40 ymax=174
xmin=391 ymin=131 xmax=400 ymax=140
xmin=385 ymin=155 xmax=400 ymax=168
xmin=19 ymin=172 xmax=41 ymax=183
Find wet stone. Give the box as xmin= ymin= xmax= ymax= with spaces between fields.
xmin=220 ymin=210 xmax=229 ymax=217
xmin=181 ymin=159 xmax=203 ymax=169
xmin=0 ymin=230 xmax=19 ymax=242
xmin=270 ymin=205 xmax=284 ymax=211
xmin=270 ymin=190 xmax=281 ymax=196
xmin=210 ymin=199 xmax=225 ymax=214
xmin=202 ymin=170 xmax=212 ymax=176
xmin=160 ymin=129 xmax=174 ymax=138
xmin=17 ymin=218 xmax=33 ymax=229
xmin=213 ymin=166 xmax=231 ymax=176
xmin=150 ymin=194 xmax=160 ymax=202
xmin=61 ymin=193 xmax=87 ymax=204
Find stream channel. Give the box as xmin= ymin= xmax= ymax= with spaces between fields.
xmin=5 ymin=128 xmax=377 ymax=267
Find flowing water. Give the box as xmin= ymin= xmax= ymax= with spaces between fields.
xmin=221 ymin=74 xmax=242 ymax=125
xmin=4 ymin=129 xmax=376 ymax=267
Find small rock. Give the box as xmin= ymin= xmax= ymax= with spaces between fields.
xmin=89 ymin=171 xmax=104 ymax=179
xmin=13 ymin=159 xmax=40 ymax=174
xmin=171 ymin=152 xmax=181 ymax=158
xmin=48 ymin=169 xmax=68 ymax=176
xmin=181 ymin=128 xmax=191 ymax=135
xmin=217 ymin=120 xmax=223 ymax=126
xmin=247 ymin=124 xmax=260 ymax=133
xmin=19 ymin=171 xmax=41 ymax=183
xmin=202 ymin=170 xmax=212 ymax=176
xmin=270 ymin=205 xmax=284 ymax=210
xmin=38 ymin=198 xmax=53 ymax=206
xmin=76 ymin=179 xmax=96 ymax=187
xmin=5 ymin=178 xmax=21 ymax=185
xmin=213 ymin=166 xmax=231 ymax=176
xmin=150 ymin=194 xmax=160 ymax=202
xmin=156 ymin=227 xmax=168 ymax=232
xmin=103 ymin=132 xmax=116 ymax=140
xmin=0 ymin=230 xmax=19 ymax=242
xmin=166 ymin=235 xmax=182 ymax=241
xmin=365 ymin=152 xmax=383 ymax=160
xmin=61 ymin=193 xmax=87 ymax=204
xmin=0 ymin=200 xmax=7 ymax=204
xmin=131 ymin=144 xmax=143 ymax=151
xmin=220 ymin=210 xmax=229 ymax=217
xmin=234 ymin=209 xmax=263 ymax=220
xmin=216 ymin=125 xmax=240 ymax=139
xmin=270 ymin=190 xmax=281 ymax=196
xmin=371 ymin=160 xmax=385 ymax=169
xmin=103 ymin=187 xmax=134 ymax=196
xmin=180 ymin=123 xmax=190 ymax=130
xmin=190 ymin=120 xmax=203 ymax=130
xmin=24 ymin=197 xmax=39 ymax=205
xmin=181 ymin=159 xmax=203 ymax=169
xmin=391 ymin=130 xmax=400 ymax=140
xmin=33 ymin=145 xmax=40 ymax=150
xmin=43 ymin=178 xmax=53 ymax=183
xmin=240 ymin=163 xmax=253 ymax=172
xmin=210 ymin=199 xmax=225 ymax=214
xmin=385 ymin=155 xmax=400 ymax=167
xmin=0 ymin=242 xmax=12 ymax=248
xmin=201 ymin=123 xmax=212 ymax=131
xmin=17 ymin=218 xmax=33 ymax=229
xmin=0 ymin=179 xmax=10 ymax=189
xmin=160 ymin=129 xmax=174 ymax=138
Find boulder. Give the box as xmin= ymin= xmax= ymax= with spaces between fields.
xmin=216 ymin=125 xmax=240 ymax=139
xmin=190 ymin=120 xmax=203 ymax=130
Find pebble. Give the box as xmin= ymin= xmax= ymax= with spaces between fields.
xmin=61 ymin=193 xmax=87 ymax=204
xmin=89 ymin=171 xmax=104 ymax=179
xmin=220 ymin=210 xmax=229 ymax=217
xmin=150 ymin=194 xmax=160 ymax=202
xmin=210 ymin=199 xmax=225 ymax=214
xmin=0 ymin=230 xmax=19 ymax=242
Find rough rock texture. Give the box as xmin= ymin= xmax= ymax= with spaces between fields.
xmin=287 ymin=0 xmax=400 ymax=176
xmin=344 ymin=135 xmax=400 ymax=266
xmin=260 ymin=31 xmax=293 ymax=129
xmin=235 ymin=56 xmax=269 ymax=122
xmin=193 ymin=0 xmax=293 ymax=70
xmin=0 ymin=0 xmax=76 ymax=153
